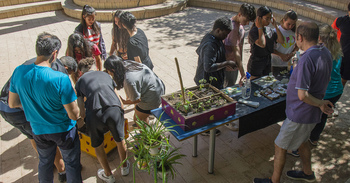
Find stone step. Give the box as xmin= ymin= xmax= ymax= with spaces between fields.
xmin=189 ymin=0 xmax=346 ymax=25
xmin=0 ymin=0 xmax=47 ymax=7
xmin=73 ymin=0 xmax=166 ymax=9
xmin=62 ymin=0 xmax=188 ymax=21
xmin=189 ymin=0 xmax=323 ymax=26
xmin=0 ymin=0 xmax=61 ymax=19
xmin=302 ymin=0 xmax=349 ymax=11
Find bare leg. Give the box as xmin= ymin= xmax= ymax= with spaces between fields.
xmin=341 ymin=78 xmax=347 ymax=88
xmin=95 ymin=142 xmax=112 ymax=176
xmin=31 ymin=139 xmax=65 ymax=172
xmin=116 ymin=140 xmax=127 ymax=167
xmin=271 ymin=143 xmax=287 ymax=183
xmin=54 ymin=148 xmax=65 ymax=173
xmin=134 ymin=108 xmax=150 ymax=124
xmin=298 ymin=141 xmax=313 ymax=175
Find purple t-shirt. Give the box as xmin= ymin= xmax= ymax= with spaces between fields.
xmin=286 ymin=45 xmax=332 ymax=124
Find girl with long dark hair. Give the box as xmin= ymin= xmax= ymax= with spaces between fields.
xmin=104 ymin=55 xmax=164 ymax=124
xmin=110 ymin=10 xmax=129 ymax=59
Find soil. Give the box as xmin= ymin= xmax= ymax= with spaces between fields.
xmin=163 ymin=85 xmax=230 ymax=116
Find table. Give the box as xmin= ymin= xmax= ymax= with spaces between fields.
xmin=151 ymin=82 xmax=287 ymax=174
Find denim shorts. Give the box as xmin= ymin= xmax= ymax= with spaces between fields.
xmin=275 ymin=118 xmax=316 ymax=151
xmin=0 ymin=111 xmax=33 ymax=139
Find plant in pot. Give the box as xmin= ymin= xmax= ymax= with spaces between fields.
xmin=134 ymin=115 xmax=177 ymax=156
xmin=156 ymin=147 xmax=186 ymax=182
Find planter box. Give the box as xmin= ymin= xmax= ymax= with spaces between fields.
xmin=161 ymin=84 xmax=236 ymax=131
xmin=78 ymin=119 xmax=129 ymax=157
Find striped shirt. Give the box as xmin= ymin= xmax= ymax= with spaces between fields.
xmin=84 ymin=27 xmax=100 ymax=45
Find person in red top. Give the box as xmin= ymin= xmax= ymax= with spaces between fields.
xmin=66 ymin=33 xmax=101 ymax=84
xmin=331 ymin=2 xmax=350 ymax=86
xmin=75 ymin=5 xmax=107 ymax=70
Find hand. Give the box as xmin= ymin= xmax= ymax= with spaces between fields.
xmin=272 ymin=17 xmax=277 ymax=27
xmin=319 ymin=100 xmax=334 ymax=116
xmin=255 ymin=16 xmax=263 ymax=29
xmin=77 ymin=118 xmax=85 ymax=129
xmin=120 ymin=96 xmax=126 ymax=103
xmin=239 ymin=76 xmax=246 ymax=87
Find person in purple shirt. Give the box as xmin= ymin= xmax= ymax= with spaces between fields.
xmin=254 ymin=22 xmax=334 ymax=183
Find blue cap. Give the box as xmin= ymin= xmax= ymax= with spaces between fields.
xmin=246 ymin=72 xmax=251 ymax=79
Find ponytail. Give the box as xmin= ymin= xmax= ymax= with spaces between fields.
xmin=319 ymin=24 xmax=342 ymax=60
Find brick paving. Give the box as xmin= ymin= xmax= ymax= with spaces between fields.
xmin=0 ymin=7 xmax=350 ymax=183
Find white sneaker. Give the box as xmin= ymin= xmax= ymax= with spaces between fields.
xmin=225 ymin=122 xmax=239 ymax=131
xmin=97 ymin=169 xmax=116 ymax=183
xmin=121 ymin=160 xmax=130 ymax=176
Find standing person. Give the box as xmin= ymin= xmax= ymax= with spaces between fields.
xmin=0 ymin=56 xmax=76 ymax=183
xmin=75 ymin=57 xmax=129 ymax=183
xmin=194 ymin=17 xmax=238 ymax=136
xmin=66 ymin=33 xmax=101 ymax=83
xmin=120 ymin=12 xmax=154 ymax=70
xmin=247 ymin=6 xmax=284 ymax=79
xmin=75 ymin=4 xmax=107 ymax=70
xmin=224 ymin=3 xmax=256 ymax=87
xmin=110 ymin=10 xmax=129 ymax=60
xmin=8 ymin=33 xmax=82 ymax=183
xmin=309 ymin=24 xmax=343 ymax=146
xmin=271 ymin=10 xmax=299 ymax=72
xmin=104 ymin=55 xmax=165 ymax=124
xmin=254 ymin=22 xmax=334 ymax=183
xmin=332 ymin=2 xmax=350 ymax=87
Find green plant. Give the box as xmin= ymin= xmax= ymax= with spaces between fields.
xmin=198 ymin=79 xmax=207 ymax=90
xmin=187 ymin=91 xmax=194 ymax=99
xmin=175 ymin=102 xmax=182 ymax=110
xmin=198 ymin=102 xmax=205 ymax=111
xmin=209 ymin=76 xmax=217 ymax=85
xmin=157 ymin=147 xmax=186 ymax=182
xmin=171 ymin=93 xmax=175 ymax=99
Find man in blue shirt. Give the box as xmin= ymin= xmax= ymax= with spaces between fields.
xmin=8 ymin=33 xmax=82 ymax=183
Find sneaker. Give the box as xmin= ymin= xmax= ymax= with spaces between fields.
xmin=225 ymin=122 xmax=239 ymax=131
xmin=286 ymin=170 xmax=316 ymax=182
xmin=253 ymin=178 xmax=273 ymax=183
xmin=58 ymin=172 xmax=66 ymax=183
xmin=201 ymin=129 xmax=221 ymax=136
xmin=121 ymin=160 xmax=130 ymax=176
xmin=287 ymin=150 xmax=300 ymax=157
xmin=308 ymin=139 xmax=318 ymax=146
xmin=97 ymin=169 xmax=116 ymax=183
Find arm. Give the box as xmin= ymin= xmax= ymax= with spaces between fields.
xmin=110 ymin=41 xmax=116 ymax=56
xmin=63 ymin=100 xmax=80 ymax=120
xmin=202 ymin=43 xmax=237 ymax=72
xmin=273 ymin=49 xmax=295 ymax=62
xmin=298 ymin=90 xmax=334 ymax=115
xmin=232 ymin=45 xmax=245 ymax=84
xmin=95 ymin=55 xmax=102 ymax=71
xmin=114 ymin=88 xmax=124 ymax=109
xmin=8 ymin=91 xmax=22 ymax=108
xmin=98 ymin=23 xmax=107 ymax=60
xmin=254 ymin=17 xmax=266 ymax=48
xmin=272 ymin=17 xmax=285 ymax=44
xmin=120 ymin=95 xmax=141 ymax=105
xmin=134 ymin=56 xmax=142 ymax=64
xmin=77 ymin=96 xmax=85 ymax=118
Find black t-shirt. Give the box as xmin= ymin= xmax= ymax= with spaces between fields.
xmin=336 ymin=15 xmax=350 ymax=55
xmin=249 ymin=25 xmax=277 ymax=58
xmin=127 ymin=28 xmax=154 ymax=70
xmin=75 ymin=71 xmax=121 ymax=112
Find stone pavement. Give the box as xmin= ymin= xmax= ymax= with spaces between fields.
xmin=0 ymin=7 xmax=350 ymax=183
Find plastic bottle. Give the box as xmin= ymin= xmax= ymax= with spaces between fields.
xmin=242 ymin=72 xmax=251 ymax=99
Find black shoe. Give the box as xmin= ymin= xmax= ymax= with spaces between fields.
xmin=287 ymin=150 xmax=300 ymax=157
xmin=201 ymin=129 xmax=221 ymax=136
xmin=58 ymin=172 xmax=67 ymax=183
xmin=286 ymin=170 xmax=316 ymax=182
xmin=253 ymin=178 xmax=273 ymax=183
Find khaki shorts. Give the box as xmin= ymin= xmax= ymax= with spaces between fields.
xmin=274 ymin=118 xmax=316 ymax=151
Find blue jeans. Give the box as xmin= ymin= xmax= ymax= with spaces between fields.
xmin=34 ymin=126 xmax=82 ymax=183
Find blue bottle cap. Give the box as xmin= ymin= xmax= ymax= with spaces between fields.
xmin=246 ymin=72 xmax=251 ymax=79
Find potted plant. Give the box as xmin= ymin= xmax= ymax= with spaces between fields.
xmin=156 ymin=147 xmax=186 ymax=182
xmin=134 ymin=115 xmax=177 ymax=156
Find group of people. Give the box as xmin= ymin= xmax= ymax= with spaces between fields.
xmin=194 ymin=3 xmax=349 ymax=183
xmin=0 ymin=2 xmax=349 ymax=183
xmin=1 ymin=5 xmax=164 ymax=183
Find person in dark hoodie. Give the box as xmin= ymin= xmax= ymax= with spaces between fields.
xmin=194 ymin=16 xmax=238 ymax=90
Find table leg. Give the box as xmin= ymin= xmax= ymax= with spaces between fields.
xmin=208 ymin=129 xmax=216 ymax=174
xmin=193 ymin=135 xmax=198 ymax=157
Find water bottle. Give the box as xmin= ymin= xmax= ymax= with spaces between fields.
xmin=242 ymin=72 xmax=251 ymax=99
